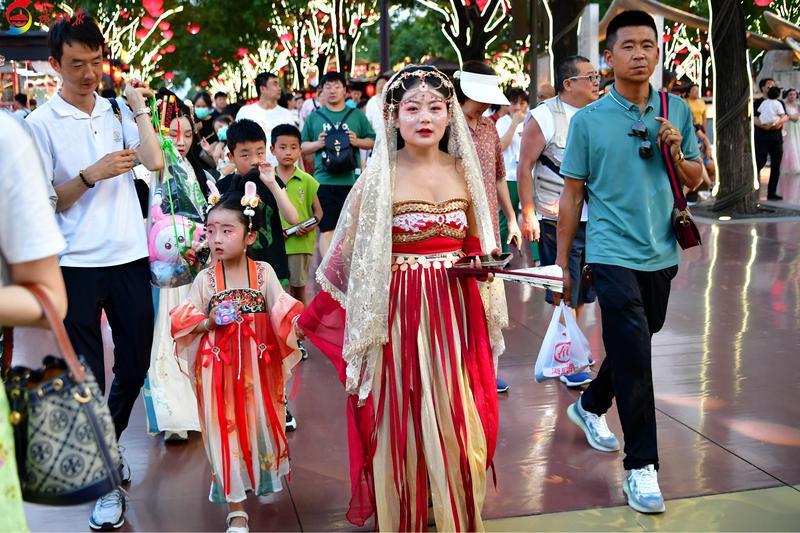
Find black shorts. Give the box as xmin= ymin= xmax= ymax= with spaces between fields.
xmin=318 ymin=184 xmax=352 ymax=232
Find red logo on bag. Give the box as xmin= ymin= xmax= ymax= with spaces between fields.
xmin=554 ymin=341 xmax=571 ymax=363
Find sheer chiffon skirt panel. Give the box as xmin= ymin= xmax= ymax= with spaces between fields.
xmin=372 ymin=250 xmax=488 ymax=532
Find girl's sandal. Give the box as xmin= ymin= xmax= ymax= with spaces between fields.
xmin=225 ymin=511 xmax=249 ymax=533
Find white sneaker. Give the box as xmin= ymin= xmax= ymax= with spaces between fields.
xmin=89 ymin=488 xmax=126 ymax=530
xmin=164 ymin=430 xmax=189 ymax=442
xmin=567 ymin=398 xmax=620 ymax=452
xmin=623 ymin=465 xmax=666 ymax=513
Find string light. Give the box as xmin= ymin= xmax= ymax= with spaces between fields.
xmin=209 ymin=42 xmax=290 ymax=100
xmin=416 ymin=0 xmax=512 ymax=68
xmin=95 ymin=3 xmax=184 ymax=83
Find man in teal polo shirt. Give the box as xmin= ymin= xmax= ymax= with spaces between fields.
xmin=557 ymin=10 xmax=705 ymax=515
xmin=301 ymin=71 xmax=375 ymax=256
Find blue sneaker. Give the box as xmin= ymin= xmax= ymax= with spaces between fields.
xmin=496 ymin=378 xmax=509 ymax=393
xmin=560 ymin=372 xmax=593 ymax=387
xmin=567 ymin=397 xmax=620 ymax=452
xmin=623 ymin=465 xmax=666 ymax=513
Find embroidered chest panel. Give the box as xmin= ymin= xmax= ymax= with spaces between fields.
xmin=391 ymin=199 xmax=469 ymax=243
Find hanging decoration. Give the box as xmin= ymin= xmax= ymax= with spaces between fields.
xmin=492 ymin=36 xmax=531 ymax=89
xmin=209 ymin=42 xmax=290 ymax=101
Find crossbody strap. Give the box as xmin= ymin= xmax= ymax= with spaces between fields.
xmin=658 ymin=90 xmax=687 ymax=211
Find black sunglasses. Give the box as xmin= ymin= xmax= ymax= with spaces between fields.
xmin=628 ymin=119 xmax=653 ymax=159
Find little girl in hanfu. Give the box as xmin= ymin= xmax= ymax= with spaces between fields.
xmin=170 ymin=180 xmax=303 ymax=533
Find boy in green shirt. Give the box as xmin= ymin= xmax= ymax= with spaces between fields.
xmin=274 ymin=124 xmax=323 ymax=307
xmin=301 ymin=71 xmax=375 ymax=256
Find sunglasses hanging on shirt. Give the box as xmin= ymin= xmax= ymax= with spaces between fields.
xmin=628 ymin=119 xmax=653 ymax=159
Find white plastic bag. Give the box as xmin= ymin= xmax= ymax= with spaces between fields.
xmin=534 ymin=302 xmax=592 ymax=382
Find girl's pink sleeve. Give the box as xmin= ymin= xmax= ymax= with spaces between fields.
xmin=170 ymin=271 xmax=209 ymax=360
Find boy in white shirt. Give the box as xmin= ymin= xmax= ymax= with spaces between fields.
xmin=235 ymin=72 xmax=295 ymax=147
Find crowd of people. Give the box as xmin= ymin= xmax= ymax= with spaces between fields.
xmin=753 ymin=78 xmax=800 ymax=200
xmin=1 ymin=9 xmax=713 ymax=533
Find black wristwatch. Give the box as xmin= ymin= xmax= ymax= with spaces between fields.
xmin=79 ymin=169 xmax=95 ymax=188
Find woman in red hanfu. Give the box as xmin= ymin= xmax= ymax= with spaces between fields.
xmin=170 ymin=181 xmax=303 ymax=533
xmin=298 ymin=65 xmax=508 ymax=532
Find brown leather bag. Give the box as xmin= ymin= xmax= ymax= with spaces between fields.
xmin=658 ymin=90 xmax=702 ymax=250
xmin=1 ymin=284 xmax=121 ymax=505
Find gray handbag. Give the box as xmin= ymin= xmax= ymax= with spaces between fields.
xmin=1 ymin=284 xmax=121 ymax=505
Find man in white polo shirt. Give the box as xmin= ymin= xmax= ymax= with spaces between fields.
xmin=26 ymin=12 xmax=163 ymax=531
xmin=236 ymin=71 xmax=295 ymax=147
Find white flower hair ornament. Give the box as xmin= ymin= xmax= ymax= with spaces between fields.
xmin=240 ymin=181 xmax=261 ymax=228
xmin=206 ymin=181 xmax=221 ymax=213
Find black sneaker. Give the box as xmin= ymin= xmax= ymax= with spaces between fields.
xmin=298 ymin=340 xmax=308 ymax=360
xmin=286 ymin=408 xmax=297 ymax=432
xmin=767 ymin=194 xmax=784 ymax=201
xmin=119 ymin=453 xmax=131 ymax=485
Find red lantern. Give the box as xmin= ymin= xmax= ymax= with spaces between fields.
xmin=161 ymin=29 xmax=173 ymax=40
xmin=159 ymin=21 xmax=170 ymax=31
xmin=141 ymin=16 xmax=155 ymax=30
xmin=135 ymin=28 xmax=148 ymax=40
xmin=365 ymin=83 xmax=375 ymax=97
xmin=165 ymin=44 xmax=176 ymax=53
xmin=754 ymin=0 xmax=772 ymax=6
xmin=186 ymin=23 xmax=200 ymax=35
xmin=142 ymin=0 xmax=164 ymax=18
xmin=164 ymin=72 xmax=175 ymax=81
xmin=201 ymin=81 xmax=208 ymax=87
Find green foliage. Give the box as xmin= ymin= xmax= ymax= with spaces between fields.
xmin=359 ymin=6 xmax=456 ymax=65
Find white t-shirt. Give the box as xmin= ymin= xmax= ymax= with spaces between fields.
xmin=365 ymin=95 xmax=384 ymax=136
xmin=758 ymin=99 xmax=784 ymax=125
xmin=235 ymin=103 xmax=295 ymax=146
xmin=526 ymin=99 xmax=588 ymax=222
xmin=26 ymin=93 xmax=147 ymax=268
xmin=495 ymin=114 xmax=523 ymax=179
xmin=0 ymin=114 xmax=66 ymax=285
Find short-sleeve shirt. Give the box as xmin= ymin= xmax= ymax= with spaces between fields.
xmin=469 ymin=116 xmax=506 ymax=239
xmin=560 ymin=85 xmax=700 ymax=271
xmin=26 ymin=93 xmax=146 ymax=268
xmin=0 ymin=114 xmax=65 ymax=285
xmin=280 ymin=168 xmax=320 ymax=256
xmin=753 ymin=96 xmax=786 ymax=143
xmin=301 ymin=106 xmax=376 ymax=186
xmin=495 ymin=114 xmax=523 ymax=178
xmin=235 ymin=103 xmax=295 ymax=149
xmin=216 ymin=173 xmax=290 ymax=281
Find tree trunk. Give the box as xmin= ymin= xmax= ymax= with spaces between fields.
xmin=708 ymin=0 xmax=757 ymax=214
xmin=550 ymin=0 xmax=587 ymax=67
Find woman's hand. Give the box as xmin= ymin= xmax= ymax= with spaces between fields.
xmin=469 ymin=254 xmax=495 ymax=282
xmin=507 ymin=219 xmax=522 ymax=250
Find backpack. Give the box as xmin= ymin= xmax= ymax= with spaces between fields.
xmin=316 ymin=107 xmax=357 ymax=174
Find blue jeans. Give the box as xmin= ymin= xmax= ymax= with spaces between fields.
xmin=539 ymin=219 xmax=596 ymax=308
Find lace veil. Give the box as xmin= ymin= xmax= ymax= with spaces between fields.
xmin=315 ymin=65 xmax=508 ymax=400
